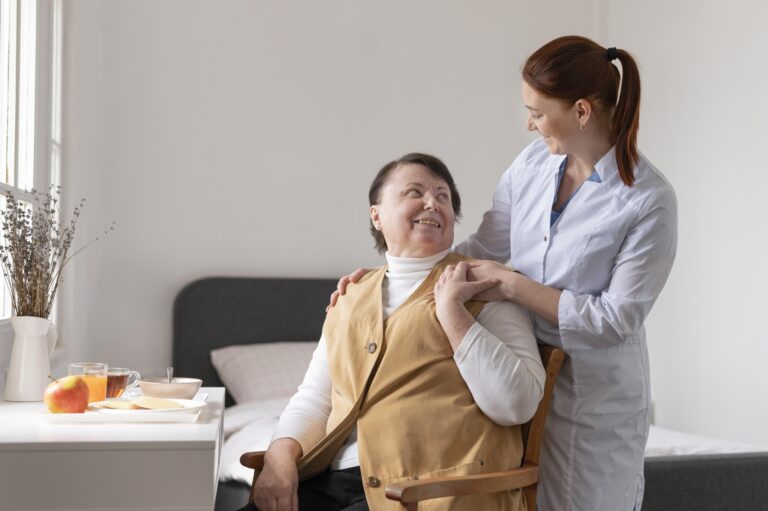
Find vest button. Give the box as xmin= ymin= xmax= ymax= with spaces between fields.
xmin=367 ymin=476 xmax=381 ymax=488
xmin=367 ymin=342 xmax=377 ymax=353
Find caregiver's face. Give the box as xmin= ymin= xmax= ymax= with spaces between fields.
xmin=522 ymin=80 xmax=580 ymax=155
xmin=370 ymin=163 xmax=455 ymax=258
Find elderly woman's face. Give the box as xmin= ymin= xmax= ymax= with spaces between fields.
xmin=370 ymin=163 xmax=455 ymax=258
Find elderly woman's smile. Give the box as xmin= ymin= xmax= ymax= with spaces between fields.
xmin=370 ymin=163 xmax=456 ymax=258
xmin=413 ymin=217 xmax=441 ymax=228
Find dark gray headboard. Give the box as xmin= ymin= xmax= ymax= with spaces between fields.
xmin=173 ymin=277 xmax=337 ymax=406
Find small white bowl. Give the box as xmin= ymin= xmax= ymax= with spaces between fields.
xmin=139 ymin=377 xmax=202 ymax=399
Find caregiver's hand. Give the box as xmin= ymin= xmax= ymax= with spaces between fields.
xmin=434 ymin=261 xmax=499 ymax=351
xmin=467 ymin=260 xmax=519 ymax=302
xmin=252 ymin=438 xmax=302 ymax=511
xmin=469 ymin=259 xmax=562 ymax=324
xmin=326 ymin=268 xmax=371 ymax=312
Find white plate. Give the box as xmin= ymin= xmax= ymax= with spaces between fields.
xmin=41 ymin=399 xmax=206 ymax=423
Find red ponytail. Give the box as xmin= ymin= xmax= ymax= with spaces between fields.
xmin=611 ymin=50 xmax=641 ymax=186
xmin=522 ymin=36 xmax=641 ymax=186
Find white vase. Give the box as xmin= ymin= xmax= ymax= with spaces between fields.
xmin=4 ymin=316 xmax=58 ymax=402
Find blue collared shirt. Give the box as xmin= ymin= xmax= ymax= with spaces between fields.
xmin=550 ymin=156 xmax=602 ymax=226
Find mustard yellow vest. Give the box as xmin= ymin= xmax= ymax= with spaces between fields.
xmin=298 ymin=253 xmax=525 ymax=511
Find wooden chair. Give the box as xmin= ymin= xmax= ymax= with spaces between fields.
xmin=241 ymin=345 xmax=565 ymax=511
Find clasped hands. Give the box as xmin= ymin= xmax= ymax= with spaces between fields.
xmin=433 ymin=261 xmax=501 ymax=316
xmin=326 ymin=260 xmax=517 ymax=351
xmin=327 ymin=259 xmax=514 ymax=312
xmin=432 ymin=261 xmax=504 ymax=350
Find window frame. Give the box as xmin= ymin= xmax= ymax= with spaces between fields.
xmin=0 ymin=0 xmax=62 ymax=335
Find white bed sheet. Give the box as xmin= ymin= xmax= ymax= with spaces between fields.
xmin=220 ymin=398 xmax=768 ymax=485
xmin=645 ymin=425 xmax=767 ymax=457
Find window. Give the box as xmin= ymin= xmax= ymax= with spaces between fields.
xmin=0 ymin=0 xmax=62 ymax=320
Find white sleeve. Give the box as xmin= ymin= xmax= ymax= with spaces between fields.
xmin=454 ymin=166 xmax=513 ymax=263
xmin=559 ymin=189 xmax=678 ymax=351
xmin=270 ymin=335 xmax=332 ymax=455
xmin=453 ymin=302 xmax=545 ymax=426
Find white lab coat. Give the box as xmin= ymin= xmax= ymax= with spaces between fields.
xmin=456 ymin=139 xmax=677 ymax=511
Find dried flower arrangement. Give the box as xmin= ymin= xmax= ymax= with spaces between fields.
xmin=0 ymin=187 xmax=112 ymax=318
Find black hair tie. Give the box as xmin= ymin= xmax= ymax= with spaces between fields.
xmin=606 ymin=47 xmax=619 ymax=61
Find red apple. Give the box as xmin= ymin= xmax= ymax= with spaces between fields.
xmin=44 ymin=375 xmax=90 ymax=413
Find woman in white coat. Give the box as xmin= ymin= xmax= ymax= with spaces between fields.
xmin=332 ymin=35 xmax=677 ymax=511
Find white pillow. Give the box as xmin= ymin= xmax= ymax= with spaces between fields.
xmin=211 ymin=341 xmax=318 ymax=404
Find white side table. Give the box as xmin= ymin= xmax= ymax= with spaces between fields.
xmin=0 ymin=387 xmax=225 ymax=511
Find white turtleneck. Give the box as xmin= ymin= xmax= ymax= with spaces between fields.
xmin=271 ymin=250 xmax=545 ymax=471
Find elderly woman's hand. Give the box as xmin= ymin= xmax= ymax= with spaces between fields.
xmin=326 ymin=268 xmax=372 ymax=312
xmin=252 ymin=438 xmax=302 ymax=511
xmin=434 ymin=262 xmax=499 ymax=351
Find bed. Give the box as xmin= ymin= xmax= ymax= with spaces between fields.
xmin=173 ymin=277 xmax=768 ymax=511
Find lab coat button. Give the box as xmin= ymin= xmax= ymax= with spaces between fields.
xmin=367 ymin=342 xmax=377 ymax=354
xmin=367 ymin=476 xmax=381 ymax=488
xmin=544 ymin=235 xmax=548 ymax=242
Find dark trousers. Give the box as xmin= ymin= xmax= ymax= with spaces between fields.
xmin=239 ymin=466 xmax=369 ymax=511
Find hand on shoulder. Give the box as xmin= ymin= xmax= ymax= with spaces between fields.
xmin=327 ymin=268 xmax=373 ymax=312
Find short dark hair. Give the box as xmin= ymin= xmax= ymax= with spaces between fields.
xmin=368 ymin=153 xmax=461 ymax=253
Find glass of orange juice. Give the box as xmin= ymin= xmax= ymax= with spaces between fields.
xmin=68 ymin=362 xmax=108 ymax=403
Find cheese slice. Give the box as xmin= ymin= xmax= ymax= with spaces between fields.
xmin=96 ymin=400 xmax=132 ymax=410
xmin=130 ymin=396 xmax=183 ymax=410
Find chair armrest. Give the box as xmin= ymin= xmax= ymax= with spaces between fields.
xmin=240 ymin=451 xmax=266 ymax=470
xmin=384 ymin=464 xmax=538 ymax=503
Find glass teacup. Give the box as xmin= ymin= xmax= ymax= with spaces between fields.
xmin=106 ymin=367 xmax=141 ymax=398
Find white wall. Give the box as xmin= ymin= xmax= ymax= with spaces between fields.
xmin=55 ymin=0 xmax=767 ymax=444
xmin=58 ymin=1 xmax=592 ymax=379
xmin=597 ymin=0 xmax=768 ymax=445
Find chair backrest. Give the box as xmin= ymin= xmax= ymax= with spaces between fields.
xmin=520 ymin=345 xmax=565 ymax=509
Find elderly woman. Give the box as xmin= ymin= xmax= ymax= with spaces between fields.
xmin=241 ymin=153 xmax=545 ymax=511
